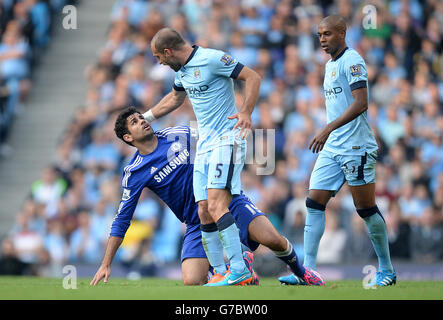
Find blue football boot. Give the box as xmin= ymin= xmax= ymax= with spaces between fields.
xmin=278 ymin=274 xmax=307 ymax=286
xmin=365 ymin=270 xmax=397 ymax=288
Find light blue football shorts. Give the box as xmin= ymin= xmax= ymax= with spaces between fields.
xmin=193 ymin=142 xmax=246 ymax=202
xmin=309 ymin=149 xmax=377 ymax=196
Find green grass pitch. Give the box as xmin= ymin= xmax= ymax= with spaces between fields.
xmin=1 ymin=276 xmax=443 ymax=300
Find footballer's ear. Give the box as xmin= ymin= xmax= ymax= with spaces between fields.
xmin=163 ymin=47 xmax=173 ymax=57
xmin=123 ymin=133 xmax=134 ymax=144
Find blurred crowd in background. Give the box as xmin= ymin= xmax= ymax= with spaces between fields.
xmin=0 ymin=0 xmax=442 ymax=278
xmin=0 ymin=0 xmax=72 ymax=157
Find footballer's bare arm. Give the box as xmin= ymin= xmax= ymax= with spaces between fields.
xmin=309 ymin=87 xmax=368 ymax=153
xmin=228 ymin=66 xmax=261 ymax=139
xmin=143 ymin=89 xmax=187 ymax=122
xmin=235 ymin=66 xmax=261 ymax=116
xmin=327 ymin=86 xmax=368 ymax=132
xmin=90 ymin=236 xmax=123 ymax=286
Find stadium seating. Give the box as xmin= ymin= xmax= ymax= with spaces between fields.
xmin=1 ymin=0 xmax=442 ymax=277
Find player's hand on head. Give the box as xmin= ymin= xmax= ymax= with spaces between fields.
xmin=228 ymin=111 xmax=252 ymax=139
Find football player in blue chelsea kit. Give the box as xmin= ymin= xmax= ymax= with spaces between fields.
xmin=90 ymin=107 xmax=325 ymax=286
xmin=279 ymin=15 xmax=396 ymax=287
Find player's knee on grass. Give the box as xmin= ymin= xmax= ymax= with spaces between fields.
xmin=182 ymin=258 xmax=210 ymax=286
xmin=182 ymin=273 xmax=207 ymax=286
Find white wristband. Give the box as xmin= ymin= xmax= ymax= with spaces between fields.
xmin=143 ymin=109 xmax=156 ymax=122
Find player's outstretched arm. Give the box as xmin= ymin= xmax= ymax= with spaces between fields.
xmin=90 ymin=236 xmax=123 ymax=286
xmin=143 ymin=89 xmax=187 ymax=122
xmin=228 ymin=66 xmax=261 ymax=139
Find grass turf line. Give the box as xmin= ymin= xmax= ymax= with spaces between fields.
xmin=0 ymin=277 xmax=442 ymax=300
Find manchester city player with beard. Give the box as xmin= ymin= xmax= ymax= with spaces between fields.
xmin=279 ymin=15 xmax=396 ymax=287
xmin=140 ymin=27 xmax=322 ymax=286
xmin=90 ymin=107 xmax=324 ymax=286
xmin=144 ymin=27 xmax=256 ymax=286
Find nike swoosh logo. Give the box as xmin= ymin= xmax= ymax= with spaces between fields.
xmin=227 ymin=274 xmax=249 ymax=284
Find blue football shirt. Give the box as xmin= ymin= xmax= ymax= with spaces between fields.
xmin=110 ymin=126 xmax=257 ymax=239
xmin=322 ymin=47 xmax=378 ymax=155
xmin=110 ymin=126 xmax=200 ymax=238
xmin=173 ymin=45 xmax=244 ymax=154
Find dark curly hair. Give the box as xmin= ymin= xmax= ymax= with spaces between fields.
xmin=114 ymin=106 xmax=140 ymax=146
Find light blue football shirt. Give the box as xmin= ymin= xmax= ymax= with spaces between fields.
xmin=173 ymin=45 xmax=244 ymax=154
xmin=323 ymin=47 xmax=378 ymax=155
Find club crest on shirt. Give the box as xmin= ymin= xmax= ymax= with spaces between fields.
xmin=220 ymin=54 xmax=235 ymax=66
xmin=194 ymin=68 xmax=201 ymax=79
xmin=350 ymin=65 xmax=362 ymax=77
xmin=331 ymin=69 xmax=337 ymax=80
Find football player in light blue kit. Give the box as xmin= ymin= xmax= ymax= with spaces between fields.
xmin=90 ymin=107 xmax=323 ymax=286
xmin=142 ymin=28 xmax=318 ymax=286
xmin=279 ymin=15 xmax=396 ymax=287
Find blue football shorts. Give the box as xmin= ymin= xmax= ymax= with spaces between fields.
xmin=193 ymin=141 xmax=246 ymax=202
xmin=309 ymin=149 xmax=377 ymax=196
xmin=180 ymin=193 xmax=264 ymax=262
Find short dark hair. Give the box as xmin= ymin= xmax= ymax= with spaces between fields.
xmin=114 ymin=106 xmax=140 ymax=146
xmin=153 ymin=28 xmax=186 ymax=52
xmin=320 ymin=15 xmax=347 ymax=34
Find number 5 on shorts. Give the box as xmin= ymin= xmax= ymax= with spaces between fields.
xmin=215 ymin=163 xmax=223 ymax=178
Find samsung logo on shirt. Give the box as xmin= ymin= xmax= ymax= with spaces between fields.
xmin=153 ymin=149 xmax=190 ymax=183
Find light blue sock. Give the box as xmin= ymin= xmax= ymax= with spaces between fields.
xmin=201 ymin=223 xmax=227 ymax=275
xmin=358 ymin=206 xmax=394 ymax=273
xmin=303 ymin=198 xmax=326 ymax=270
xmin=217 ymin=212 xmax=247 ymax=274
